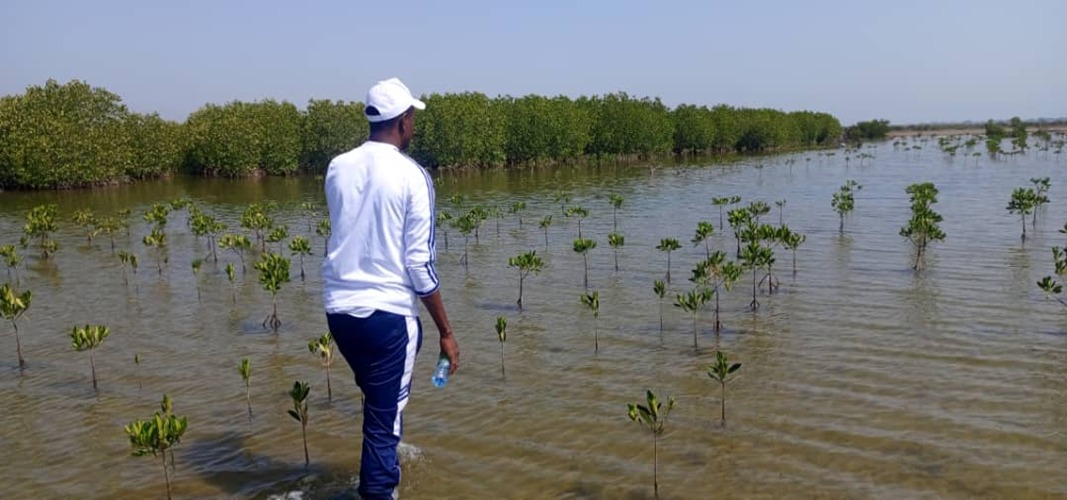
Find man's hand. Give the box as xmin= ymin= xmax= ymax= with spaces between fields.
xmin=440 ymin=334 xmax=460 ymax=375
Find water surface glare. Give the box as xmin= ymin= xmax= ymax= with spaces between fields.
xmin=1 ymin=142 xmax=1066 ymax=499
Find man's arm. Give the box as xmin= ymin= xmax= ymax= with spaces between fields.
xmin=420 ymin=291 xmax=459 ymax=374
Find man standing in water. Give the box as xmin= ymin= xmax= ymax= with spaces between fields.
xmin=322 ymin=77 xmax=460 ymax=499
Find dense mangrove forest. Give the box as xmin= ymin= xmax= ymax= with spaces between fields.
xmin=0 ymin=79 xmax=844 ymax=189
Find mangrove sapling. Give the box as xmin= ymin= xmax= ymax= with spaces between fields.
xmin=564 ymin=206 xmax=589 ymax=239
xmin=831 ymin=180 xmax=862 ymax=235
xmin=134 ymin=354 xmax=142 ymax=390
xmin=781 ymin=227 xmax=807 ymax=276
xmin=72 ymin=208 xmax=99 ymax=244
xmin=1030 ymin=177 xmax=1051 ymax=227
xmin=490 ymin=205 xmax=505 ymax=237
xmin=226 ymin=263 xmax=236 ymax=303
xmin=626 ymin=389 xmax=676 ymax=499
xmin=117 ymin=208 xmax=132 ymax=237
xmin=609 ymin=194 xmax=624 ymax=231
xmin=190 ymin=212 xmax=226 ymax=262
xmin=287 ymin=380 xmax=311 ymax=466
xmin=507 ymin=250 xmax=544 ymax=310
xmin=553 ymin=191 xmax=571 ymax=216
xmin=1037 ymin=276 xmax=1066 ymax=308
xmin=1 ymin=245 xmax=22 ymax=285
xmin=142 ymin=227 xmax=168 ymax=276
xmin=241 ymin=203 xmax=275 ymax=252
xmin=299 ymin=201 xmax=318 ymax=232
xmin=655 ymin=238 xmax=682 ymax=284
xmin=308 ymin=333 xmax=336 ymax=401
xmin=727 ymin=208 xmax=751 ymax=255
xmin=190 ymin=258 xmax=203 ymax=301
xmin=495 ymin=316 xmax=507 ymax=379
xmin=316 ymin=217 xmax=331 ymax=257
xmin=775 ymin=200 xmax=786 ymax=226
xmin=539 ymin=215 xmax=553 ymax=251
xmin=746 ymin=201 xmax=770 ymax=224
xmin=653 ymin=279 xmax=666 ymax=335
xmin=70 ymin=324 xmax=110 ymax=390
xmin=580 ymin=290 xmax=601 ymax=353
xmin=452 ymin=214 xmax=476 ymax=270
xmin=572 ymin=238 xmax=597 ymax=289
xmin=219 ymin=234 xmax=252 ymax=271
xmin=21 ymin=204 xmax=59 ymax=258
xmin=117 ymin=251 xmax=139 ymax=287
xmin=267 ymin=225 xmax=289 ymax=254
xmin=712 ymin=197 xmax=730 ymax=229
xmin=608 ymin=232 xmax=625 ymax=272
xmin=1 ymin=283 xmax=31 ymax=368
xmin=712 ymin=261 xmax=743 ymax=332
xmin=239 ymin=358 xmax=252 ymax=417
xmin=691 ymin=221 xmax=714 ymax=259
xmin=288 ymin=236 xmax=312 ymax=281
xmin=509 ymin=201 xmax=526 ymax=229
xmin=1007 ymin=187 xmax=1039 ymax=242
xmin=436 ymin=211 xmax=453 ymax=251
xmin=706 ymin=351 xmax=742 ymax=426
xmin=124 ymin=394 xmax=188 ymax=500
xmin=95 ymin=216 xmax=121 ymax=254
xmin=674 ymin=287 xmax=713 ymax=350
xmin=900 ymin=182 xmax=946 ymax=272
xmin=740 ymin=241 xmax=773 ymax=311
xmin=142 ymin=203 xmax=171 ymax=232
xmin=255 ymin=253 xmax=291 ymax=330
xmin=468 ymin=206 xmax=489 ymax=244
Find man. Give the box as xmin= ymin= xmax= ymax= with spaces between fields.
xmin=322 ymin=77 xmax=460 ymax=500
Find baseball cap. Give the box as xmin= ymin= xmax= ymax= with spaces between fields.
xmin=364 ymin=77 xmax=426 ymax=123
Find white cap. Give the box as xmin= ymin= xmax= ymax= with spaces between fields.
xmin=364 ymin=77 xmax=426 ymax=123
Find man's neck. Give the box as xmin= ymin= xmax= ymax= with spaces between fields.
xmin=368 ymin=133 xmax=402 ymax=149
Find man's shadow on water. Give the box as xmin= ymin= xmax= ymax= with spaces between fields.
xmin=183 ymin=431 xmax=360 ymax=499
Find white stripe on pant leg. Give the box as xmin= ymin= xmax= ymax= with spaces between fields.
xmin=394 ymin=315 xmax=419 ymax=437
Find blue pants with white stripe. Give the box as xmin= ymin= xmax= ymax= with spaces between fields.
xmin=328 ymin=310 xmax=423 ymax=500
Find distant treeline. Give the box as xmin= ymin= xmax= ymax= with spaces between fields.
xmin=0 ymin=79 xmax=842 ymax=189
xmin=889 ymin=117 xmax=1067 ymax=133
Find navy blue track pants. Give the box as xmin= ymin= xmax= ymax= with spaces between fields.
xmin=327 ymin=310 xmax=423 ymax=500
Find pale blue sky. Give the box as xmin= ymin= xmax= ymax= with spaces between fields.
xmin=2 ymin=0 xmax=1064 ymax=125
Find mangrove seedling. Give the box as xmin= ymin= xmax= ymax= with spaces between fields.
xmin=675 ymin=287 xmax=713 ymax=349
xmin=142 ymin=227 xmax=168 ymax=276
xmin=609 ymin=193 xmax=624 ymax=231
xmin=780 ymin=226 xmax=807 ymax=276
xmin=287 ymin=380 xmax=311 ymax=466
xmin=308 ymin=333 xmax=336 ymax=401
xmin=191 ymin=212 xmax=226 ymax=262
xmin=70 ymin=324 xmax=110 ymax=390
xmin=468 ymin=205 xmax=489 ymax=244
xmin=726 ymin=208 xmax=751 ymax=255
xmin=117 ymin=207 xmax=132 ymax=237
xmin=21 ymin=204 xmax=59 ymax=258
xmin=142 ymin=202 xmax=171 ymax=231
xmin=124 ymin=394 xmax=188 ymax=500
xmin=1 ymin=244 xmax=23 ymax=285
xmin=300 ymin=201 xmax=318 ymax=232
xmin=1030 ymin=177 xmax=1051 ymax=227
xmin=240 ymin=203 xmax=274 ymax=252
xmin=655 ymin=238 xmax=682 ymax=284
xmin=1037 ymin=276 xmax=1066 ymax=308
xmin=508 ymin=250 xmax=544 ymax=310
xmin=580 ymin=290 xmax=600 ymax=353
xmin=316 ymin=217 xmax=331 ymax=257
xmin=746 ymin=201 xmax=770 ymax=224
xmin=775 ymin=199 xmax=786 ymax=226
xmin=267 ymin=225 xmax=289 ymax=254
xmin=238 ymin=358 xmax=252 ymax=417
xmin=254 ymin=253 xmax=291 ymax=330
xmin=219 ymin=234 xmax=252 ymax=271
xmin=712 ymin=196 xmax=730 ymax=229
xmin=653 ymin=279 xmax=666 ymax=335
xmin=225 ymin=263 xmax=236 ymax=303
xmin=495 ymin=316 xmax=507 ymax=379
xmin=691 ymin=221 xmax=714 ymax=259
xmin=831 ymin=180 xmax=862 ymax=235
xmin=117 ymin=251 xmax=139 ymax=287
xmin=627 ymin=389 xmax=676 ymax=499
xmin=553 ymin=191 xmax=571 ymax=216
xmin=706 ymin=350 xmax=742 ymax=426
xmin=608 ymin=232 xmax=625 ymax=272
xmin=899 ymin=182 xmax=946 ymax=272
xmin=436 ymin=211 xmax=453 ymax=251
xmin=564 ymin=205 xmax=589 ymax=239
xmin=289 ymin=236 xmax=312 ymax=281
xmin=452 ymin=214 xmax=476 ymax=269
xmin=1007 ymin=187 xmax=1038 ymax=242
xmin=191 ymin=258 xmax=203 ymax=301
xmin=1 ymin=283 xmax=31 ymax=368
xmin=509 ymin=201 xmax=527 ymax=228
xmin=134 ymin=353 xmax=142 ymax=390
xmin=72 ymin=208 xmax=99 ymax=244
xmin=96 ymin=216 xmax=122 ymax=253
xmin=539 ymin=215 xmax=553 ymax=251
xmin=572 ymin=238 xmax=597 ymax=289
xmin=740 ymin=241 xmax=774 ymax=311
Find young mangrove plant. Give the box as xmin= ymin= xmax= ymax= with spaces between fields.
xmin=117 ymin=207 xmax=132 ymax=237
xmin=655 ymin=238 xmax=682 ymax=284
xmin=572 ymin=238 xmax=597 ymax=289
xmin=241 ymin=202 xmax=274 ymax=252
xmin=507 ymin=250 xmax=544 ymax=310
xmin=653 ymin=279 xmax=666 ymax=335
xmin=564 ymin=205 xmax=589 ymax=239
xmin=117 ymin=251 xmax=138 ymax=286
xmin=316 ymin=217 xmax=331 ymax=257
xmin=1030 ymin=176 xmax=1051 ymax=227
xmin=509 ymin=201 xmax=527 ymax=229
xmin=308 ymin=333 xmax=336 ymax=401
xmin=831 ymin=180 xmax=862 ymax=235
xmin=1 ymin=245 xmax=22 ymax=285
xmin=608 ymin=232 xmax=625 ymax=272
xmin=740 ymin=241 xmax=774 ymax=311
xmin=436 ymin=211 xmax=452 ymax=251
xmin=142 ymin=203 xmax=171 ymax=232
xmin=239 ymin=358 xmax=252 ymax=417
xmin=288 ymin=236 xmax=312 ymax=281
xmin=690 ymin=252 xmax=743 ymax=333
xmin=142 ymin=227 xmax=168 ymax=276
xmin=691 ymin=221 xmax=714 ymax=259
xmin=726 ymin=208 xmax=751 ymax=255
xmin=900 ymin=182 xmax=946 ymax=272
xmin=452 ymin=214 xmax=476 ymax=270
xmin=287 ymin=380 xmax=311 ymax=466
xmin=191 ymin=212 xmax=226 ymax=262
xmin=191 ymin=258 xmax=203 ymax=301
xmin=72 ymin=208 xmax=99 ymax=244
xmin=1007 ymin=187 xmax=1039 ymax=242
xmin=1 ymin=283 xmax=31 ymax=368
xmin=134 ymin=353 xmax=142 ymax=390
xmin=746 ymin=201 xmax=770 ymax=224
xmin=300 ymin=201 xmax=318 ymax=232
xmin=96 ymin=216 xmax=121 ymax=254
xmin=468 ymin=205 xmax=489 ymax=244
xmin=712 ymin=197 xmax=730 ymax=229
xmin=674 ymin=287 xmax=713 ymax=350
xmin=495 ymin=316 xmax=507 ymax=379
xmin=70 ymin=324 xmax=110 ymax=390
xmin=775 ymin=199 xmax=787 ymax=226
xmin=553 ymin=191 xmax=571 ymax=216
xmin=225 ymin=263 xmax=236 ymax=303
xmin=539 ymin=215 xmax=553 ymax=251
xmin=267 ymin=225 xmax=289 ymax=254
xmin=254 ymin=253 xmax=291 ymax=331
xmin=580 ymin=290 xmax=600 ymax=353
xmin=21 ymin=204 xmax=59 ymax=258
xmin=124 ymin=395 xmax=189 ymax=500
xmin=609 ymin=193 xmax=624 ymax=231
xmin=626 ymin=389 xmax=676 ymax=499
xmin=780 ymin=226 xmax=807 ymax=276
xmin=219 ymin=234 xmax=252 ymax=271
xmin=706 ymin=351 xmax=742 ymax=426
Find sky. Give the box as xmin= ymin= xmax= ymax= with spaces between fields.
xmin=2 ymin=0 xmax=1064 ymax=125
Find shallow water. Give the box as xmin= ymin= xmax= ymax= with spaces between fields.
xmin=1 ymin=141 xmax=1066 ymax=499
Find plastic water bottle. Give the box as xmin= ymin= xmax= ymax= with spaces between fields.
xmin=431 ymin=356 xmax=451 ymax=388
